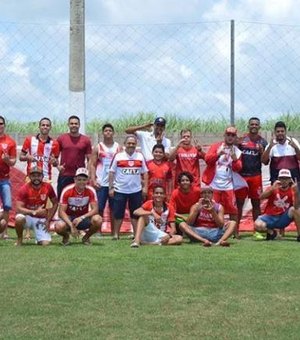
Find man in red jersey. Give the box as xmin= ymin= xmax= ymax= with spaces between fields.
xmin=236 ymin=117 xmax=267 ymax=237
xmin=202 ymin=126 xmax=246 ymax=238
xmin=0 ymin=116 xmax=17 ymax=239
xmin=15 ymin=167 xmax=58 ymax=246
xmin=19 ymin=117 xmax=59 ymax=182
xmin=254 ymin=169 xmax=300 ymax=241
xmin=146 ymin=144 xmax=172 ymax=200
xmin=57 ymin=115 xmax=92 ymax=199
xmin=89 ymin=123 xmax=122 ymax=235
xmin=169 ymin=171 xmax=201 ymax=233
xmin=169 ymin=129 xmax=205 ymax=187
xmin=55 ymin=167 xmax=102 ymax=245
xmin=179 ymin=186 xmax=235 ymax=246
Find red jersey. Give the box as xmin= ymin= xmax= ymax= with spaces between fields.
xmin=175 ymin=146 xmax=204 ymax=186
xmin=264 ymin=187 xmax=294 ymax=216
xmin=142 ymin=200 xmax=175 ymax=232
xmin=22 ymin=135 xmax=59 ymax=181
xmin=0 ymin=134 xmax=17 ymax=180
xmin=146 ymin=159 xmax=172 ymax=199
xmin=17 ymin=182 xmax=56 ymax=210
xmin=57 ymin=133 xmax=92 ymax=176
xmin=194 ymin=202 xmax=222 ymax=228
xmin=169 ymin=186 xmax=201 ymax=214
xmin=60 ymin=183 xmax=97 ymax=217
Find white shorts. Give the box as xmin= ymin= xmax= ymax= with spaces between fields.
xmin=141 ymin=222 xmax=168 ymax=244
xmin=16 ymin=214 xmax=51 ymax=243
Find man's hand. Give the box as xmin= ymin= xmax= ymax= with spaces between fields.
xmin=70 ymin=224 xmax=79 ymax=238
xmin=272 ymin=180 xmax=281 ymax=190
xmin=229 ymin=146 xmax=237 ymax=161
xmin=57 ymin=164 xmax=65 ymax=173
xmin=109 ymin=188 xmax=114 ymax=198
xmin=160 ymin=234 xmax=170 ymax=245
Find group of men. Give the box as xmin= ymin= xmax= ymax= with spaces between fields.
xmin=1 ymin=114 xmax=300 ymax=247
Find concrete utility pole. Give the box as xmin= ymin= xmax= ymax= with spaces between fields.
xmin=69 ymin=0 xmax=86 ymax=133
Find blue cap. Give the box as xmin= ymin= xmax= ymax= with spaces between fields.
xmin=154 ymin=117 xmax=166 ymax=126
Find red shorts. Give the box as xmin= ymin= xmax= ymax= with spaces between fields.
xmin=213 ymin=189 xmax=237 ymax=215
xmin=235 ymin=175 xmax=262 ymax=200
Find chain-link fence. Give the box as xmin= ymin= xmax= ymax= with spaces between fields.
xmin=1 ymin=20 xmax=300 ymax=129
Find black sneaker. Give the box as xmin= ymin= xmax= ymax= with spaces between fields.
xmin=297 ymin=235 xmax=300 ymax=242
xmin=266 ymin=230 xmax=277 ymax=241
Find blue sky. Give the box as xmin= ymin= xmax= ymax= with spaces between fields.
xmin=0 ymin=1 xmax=300 ymax=123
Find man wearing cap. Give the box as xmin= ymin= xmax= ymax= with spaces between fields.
xmin=202 ymin=126 xmax=246 ymax=237
xmin=55 ymin=167 xmax=102 ymax=245
xmin=15 ymin=167 xmax=58 ymax=246
xmin=0 ymin=115 xmax=17 ymax=240
xmin=179 ymin=186 xmax=235 ymax=246
xmin=254 ymin=168 xmax=300 ymax=240
xmin=262 ymin=121 xmax=300 ymax=184
xmin=125 ymin=117 xmax=171 ymax=161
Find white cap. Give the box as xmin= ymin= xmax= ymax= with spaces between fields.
xmin=278 ymin=169 xmax=292 ymax=178
xmin=75 ymin=167 xmax=89 ymax=177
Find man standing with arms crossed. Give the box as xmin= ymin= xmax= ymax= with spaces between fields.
xmin=0 ymin=116 xmax=17 ymax=239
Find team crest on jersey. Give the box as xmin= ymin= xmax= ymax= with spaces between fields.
xmin=1 ymin=143 xmax=8 ymax=150
xmin=40 ymin=194 xmax=46 ymax=201
xmin=128 ymin=161 xmax=134 ymax=167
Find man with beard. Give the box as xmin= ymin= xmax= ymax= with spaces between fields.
xmin=15 ymin=167 xmax=58 ymax=246
xmin=262 ymin=121 xmax=300 ymax=184
xmin=57 ymin=115 xmax=92 ymax=199
xmin=236 ymin=117 xmax=267 ymax=237
xmin=19 ymin=117 xmax=59 ymax=182
xmin=202 ymin=126 xmax=246 ymax=238
xmin=125 ymin=117 xmax=171 ymax=161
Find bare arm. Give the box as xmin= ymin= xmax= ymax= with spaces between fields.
xmin=125 ymin=123 xmax=153 ymax=134
xmin=89 ymin=145 xmax=99 ymax=188
xmin=260 ymin=181 xmax=280 ymax=200
xmin=185 ymin=203 xmax=200 ymax=226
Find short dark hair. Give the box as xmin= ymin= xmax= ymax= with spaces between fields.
xmin=248 ymin=117 xmax=260 ymax=124
xmin=102 ymin=123 xmax=114 ymax=132
xmin=274 ymin=121 xmax=286 ymax=130
xmin=152 ymin=144 xmax=165 ymax=153
xmin=177 ymin=171 xmax=194 ymax=184
xmin=0 ymin=116 xmax=6 ymax=125
xmin=68 ymin=115 xmax=80 ymax=123
xmin=39 ymin=117 xmax=52 ymax=126
xmin=153 ymin=185 xmax=166 ymax=193
xmin=180 ymin=128 xmax=192 ymax=136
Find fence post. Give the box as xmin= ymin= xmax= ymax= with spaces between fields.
xmin=230 ymin=19 xmax=235 ymax=126
xmin=69 ymin=0 xmax=86 ymax=133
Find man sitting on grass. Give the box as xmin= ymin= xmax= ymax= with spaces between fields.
xmin=179 ymin=186 xmax=235 ymax=247
xmin=55 ymin=168 xmax=102 ymax=245
xmin=131 ymin=186 xmax=183 ymax=248
xmin=254 ymin=168 xmax=300 ymax=241
xmin=15 ymin=166 xmax=58 ymax=246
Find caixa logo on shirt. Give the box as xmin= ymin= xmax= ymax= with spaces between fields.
xmin=121 ymin=168 xmax=140 ymax=175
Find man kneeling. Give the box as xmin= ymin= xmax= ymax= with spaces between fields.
xmin=179 ymin=186 xmax=235 ymax=247
xmin=15 ymin=167 xmax=58 ymax=246
xmin=254 ymin=169 xmax=300 ymax=240
xmin=55 ymin=168 xmax=102 ymax=245
xmin=131 ymin=186 xmax=183 ymax=248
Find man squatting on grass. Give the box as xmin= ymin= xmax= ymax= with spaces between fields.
xmin=15 ymin=166 xmax=58 ymax=246
xmin=179 ymin=186 xmax=235 ymax=247
xmin=55 ymin=168 xmax=102 ymax=246
xmin=254 ymin=169 xmax=300 ymax=241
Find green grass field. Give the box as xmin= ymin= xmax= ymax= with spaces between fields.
xmin=1 ymin=232 xmax=300 ymax=339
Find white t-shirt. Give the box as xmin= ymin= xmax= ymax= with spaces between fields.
xmin=109 ymin=150 xmax=148 ymax=194
xmin=136 ymin=130 xmax=171 ymax=161
xmin=211 ymin=144 xmax=242 ymax=190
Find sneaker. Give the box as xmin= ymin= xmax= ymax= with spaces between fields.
xmin=130 ymin=242 xmax=139 ymax=248
xmin=61 ymin=234 xmax=70 ymax=246
xmin=266 ymin=230 xmax=277 ymax=241
xmin=82 ymin=236 xmax=91 ymax=246
xmin=253 ymin=231 xmax=264 ymax=240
